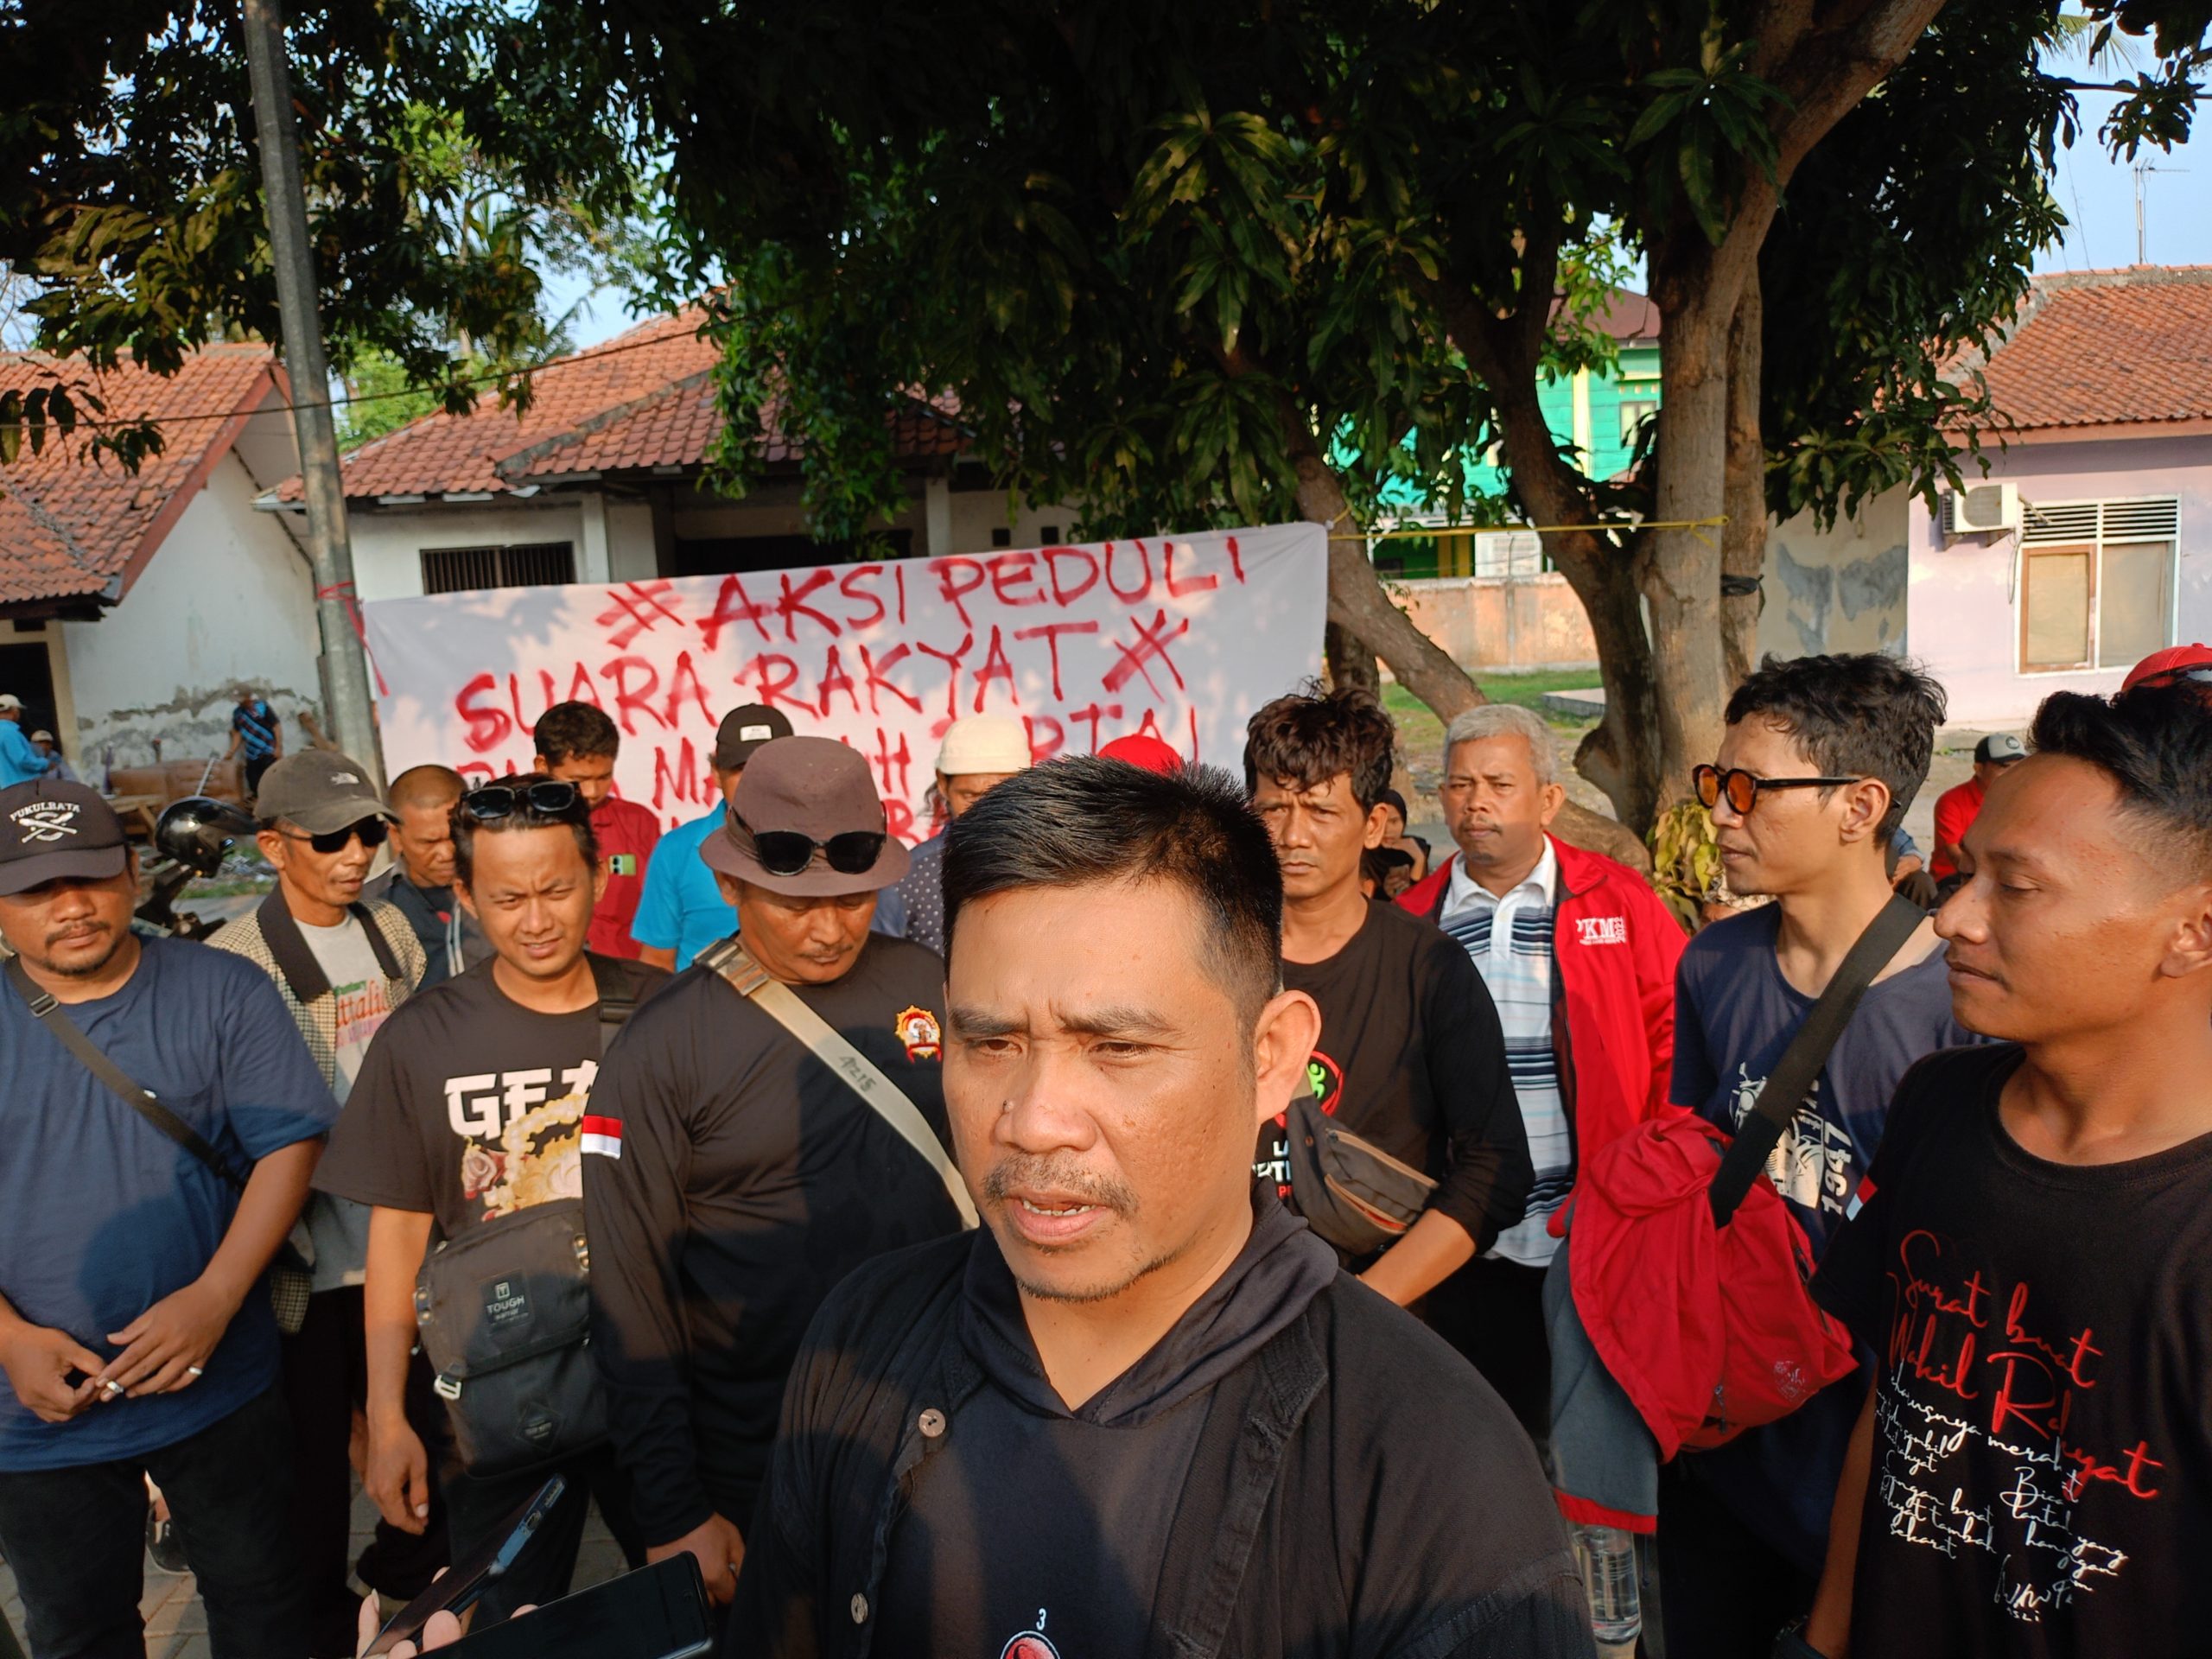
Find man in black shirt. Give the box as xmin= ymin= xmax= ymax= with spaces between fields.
xmin=362 ymin=764 xmax=490 ymax=989
xmin=1243 ymin=688 xmax=1529 ymax=1308
xmin=728 ymin=757 xmax=1590 ymax=1658
xmin=316 ymin=772 xmax=665 ymax=1622
xmin=1802 ymin=681 xmax=2212 ymax=1659
xmin=582 ymin=736 xmax=963 ymax=1611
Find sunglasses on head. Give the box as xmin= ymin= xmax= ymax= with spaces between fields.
xmin=2133 ymin=666 xmax=2212 ymax=691
xmin=282 ymin=818 xmax=389 ymax=855
xmin=1693 ymin=763 xmax=1862 ymax=817
xmin=728 ymin=809 xmax=886 ymax=878
xmin=460 ymin=780 xmax=582 ymax=822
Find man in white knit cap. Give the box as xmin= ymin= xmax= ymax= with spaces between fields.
xmin=887 ymin=715 xmax=1031 ymax=957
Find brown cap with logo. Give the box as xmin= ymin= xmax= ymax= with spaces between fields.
xmin=252 ymin=751 xmax=397 ymax=834
xmin=713 ymin=703 xmax=796 ymax=771
xmin=698 ymin=735 xmax=910 ymax=895
xmin=0 ymin=780 xmax=129 ymax=895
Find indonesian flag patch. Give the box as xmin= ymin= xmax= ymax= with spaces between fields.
xmin=895 ymin=1006 xmax=943 ymax=1063
xmin=580 ymin=1114 xmax=624 ymax=1160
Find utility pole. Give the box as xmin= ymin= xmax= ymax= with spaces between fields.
xmin=240 ymin=0 xmax=385 ymax=779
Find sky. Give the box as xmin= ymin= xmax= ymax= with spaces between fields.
xmin=546 ymin=83 xmax=2209 ymax=350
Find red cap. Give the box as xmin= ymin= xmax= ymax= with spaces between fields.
xmin=1096 ymin=734 xmax=1182 ymax=774
xmin=2121 ymin=643 xmax=2212 ymax=695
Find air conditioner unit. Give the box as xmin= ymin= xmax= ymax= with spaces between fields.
xmin=1942 ymin=481 xmax=2021 ymax=540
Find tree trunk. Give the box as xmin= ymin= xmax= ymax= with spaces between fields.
xmin=1278 ymin=399 xmax=1649 ymax=869
xmin=1324 ymin=620 xmax=1382 ymax=701
xmin=1547 ymin=533 xmax=1665 ymax=832
xmin=1720 ymin=266 xmax=1767 ymax=691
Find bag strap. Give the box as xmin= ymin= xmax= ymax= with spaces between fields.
xmin=587 ymin=953 xmax=640 ymax=1057
xmin=695 ymin=937 xmax=978 ymax=1230
xmin=1707 ymin=893 xmax=1925 ymax=1226
xmin=4 ymin=954 xmax=246 ymax=1192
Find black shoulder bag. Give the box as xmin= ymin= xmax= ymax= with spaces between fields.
xmin=412 ymin=958 xmax=641 ymax=1478
xmin=1707 ymin=893 xmax=1926 ymax=1226
xmin=5 ymin=955 xmax=318 ymax=1333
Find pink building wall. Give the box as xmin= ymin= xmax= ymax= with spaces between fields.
xmin=1905 ymin=434 xmax=2212 ymax=728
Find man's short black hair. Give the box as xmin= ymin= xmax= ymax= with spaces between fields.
xmin=533 ymin=701 xmax=620 ymax=766
xmin=2031 ymin=683 xmax=2212 ymax=880
xmin=1242 ymin=685 xmax=1396 ymax=812
xmin=944 ymin=756 xmax=1282 ymax=1023
xmin=1725 ymin=652 xmax=1947 ymax=838
xmin=451 ymin=772 xmax=599 ymax=888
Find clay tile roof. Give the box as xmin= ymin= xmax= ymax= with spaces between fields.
xmin=0 ymin=346 xmax=280 ymax=605
xmin=297 ymin=307 xmax=976 ymax=501
xmin=1967 ymin=266 xmax=2212 ymax=433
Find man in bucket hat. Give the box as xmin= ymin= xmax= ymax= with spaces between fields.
xmin=582 ymin=736 xmax=967 ymax=1608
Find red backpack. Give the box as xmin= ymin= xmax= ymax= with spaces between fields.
xmin=1564 ymin=895 xmax=1921 ymax=1455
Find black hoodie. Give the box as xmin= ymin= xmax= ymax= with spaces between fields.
xmin=872 ymin=1195 xmax=1339 ymax=1654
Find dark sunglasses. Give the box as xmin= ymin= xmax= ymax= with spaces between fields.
xmin=1693 ymin=763 xmax=1862 ymax=817
xmin=460 ymin=781 xmax=582 ymax=822
xmin=728 ymin=809 xmax=885 ymax=878
xmin=281 ymin=818 xmax=389 ymax=855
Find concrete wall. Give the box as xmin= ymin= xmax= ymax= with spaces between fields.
xmin=62 ymin=451 xmax=322 ymax=768
xmin=1904 ymin=434 xmax=2212 ymax=727
xmin=1389 ymin=572 xmax=1599 ymax=671
xmin=1757 ymin=487 xmax=1911 ymax=661
xmin=343 ymin=499 xmax=592 ymax=601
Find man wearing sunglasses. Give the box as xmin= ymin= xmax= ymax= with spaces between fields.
xmin=209 ymin=750 xmax=438 ymax=1653
xmin=1659 ymin=653 xmax=1977 ymax=1658
xmin=582 ymin=736 xmax=966 ymax=1609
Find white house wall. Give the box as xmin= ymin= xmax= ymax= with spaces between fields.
xmin=343 ymin=500 xmax=590 ymax=601
xmin=63 ymin=450 xmax=321 ymax=767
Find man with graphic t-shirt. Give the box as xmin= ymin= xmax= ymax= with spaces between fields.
xmin=209 ymin=750 xmax=435 ymax=1653
xmin=583 ymin=737 xmax=963 ymax=1609
xmin=1662 ymin=652 xmax=1973 ymax=1658
xmin=317 ymin=773 xmax=665 ymax=1624
xmin=728 ymin=758 xmax=1591 ymax=1658
xmin=1242 ymin=690 xmax=1532 ymax=1319
xmin=1797 ymin=681 xmax=2212 ymax=1659
xmin=534 ymin=702 xmax=659 ymax=962
xmin=0 ymin=783 xmax=332 ymax=1659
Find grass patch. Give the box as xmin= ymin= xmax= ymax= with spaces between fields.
xmin=1382 ymin=668 xmax=1600 ymax=716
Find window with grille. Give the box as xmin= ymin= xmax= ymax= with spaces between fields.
xmin=2018 ymin=498 xmax=2178 ymax=673
xmin=420 ymin=541 xmax=577 ymax=595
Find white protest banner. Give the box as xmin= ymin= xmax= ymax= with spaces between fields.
xmin=361 ymin=522 xmax=1326 ymax=840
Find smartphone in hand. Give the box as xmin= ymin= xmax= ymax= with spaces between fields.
xmin=435 ymin=1556 xmax=714 ymax=1659
xmin=363 ymin=1475 xmax=567 ymax=1657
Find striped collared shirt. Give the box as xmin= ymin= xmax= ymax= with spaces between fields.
xmin=1438 ymin=838 xmax=1567 ymax=1266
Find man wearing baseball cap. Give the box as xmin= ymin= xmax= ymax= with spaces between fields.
xmin=0 ymin=781 xmax=332 ymax=1656
xmin=887 ymin=713 xmax=1033 ymax=957
xmin=0 ymin=696 xmax=48 ymax=789
xmin=1930 ymin=732 xmax=2026 ymax=886
xmin=208 ymin=751 xmax=439 ymax=1650
xmin=583 ymin=735 xmax=966 ymax=1609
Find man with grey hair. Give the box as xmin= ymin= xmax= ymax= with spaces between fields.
xmin=1398 ymin=703 xmax=1685 ymax=1442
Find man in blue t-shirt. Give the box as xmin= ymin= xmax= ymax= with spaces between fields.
xmin=0 ymin=780 xmax=335 ymax=1658
xmin=1662 ymin=652 xmax=1972 ymax=1658
xmin=223 ymin=684 xmax=284 ymax=799
xmin=0 ymin=696 xmax=48 ymax=788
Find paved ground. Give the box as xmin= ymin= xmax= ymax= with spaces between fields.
xmin=0 ymin=1479 xmax=626 ymax=1658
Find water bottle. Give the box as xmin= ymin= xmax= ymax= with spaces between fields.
xmin=1573 ymin=1522 xmax=1642 ymax=1647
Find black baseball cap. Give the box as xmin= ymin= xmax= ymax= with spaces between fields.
xmin=0 ymin=781 xmax=130 ymax=895
xmin=1974 ymin=734 xmax=2026 ymax=765
xmin=714 ymin=704 xmax=796 ymax=772
xmin=253 ymin=751 xmax=397 ymax=834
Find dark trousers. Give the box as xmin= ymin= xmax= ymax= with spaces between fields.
xmin=442 ymin=1444 xmax=645 ymax=1625
xmin=0 ymin=1389 xmax=311 ymax=1659
xmin=243 ymin=753 xmax=276 ymax=798
xmin=1656 ymin=1458 xmax=1818 ymax=1658
xmin=1423 ymin=1253 xmax=1554 ymax=1452
xmin=281 ymin=1287 xmax=450 ymax=1656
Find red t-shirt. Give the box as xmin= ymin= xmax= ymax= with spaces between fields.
xmin=1929 ymin=776 xmax=1985 ymax=879
xmin=588 ymin=796 xmax=660 ymax=959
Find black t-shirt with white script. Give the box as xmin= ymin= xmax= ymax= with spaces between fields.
xmin=1814 ymin=1044 xmax=2212 ymax=1658
xmin=314 ymin=953 xmax=668 ymax=1239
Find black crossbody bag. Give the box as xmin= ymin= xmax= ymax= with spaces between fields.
xmin=411 ymin=959 xmax=640 ymax=1478
xmin=5 ymin=955 xmax=318 ymax=1333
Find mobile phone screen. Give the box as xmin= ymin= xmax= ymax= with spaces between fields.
xmin=364 ymin=1474 xmax=567 ymax=1656
xmin=436 ymin=1555 xmax=714 ymax=1659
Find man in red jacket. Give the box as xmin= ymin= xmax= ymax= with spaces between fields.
xmin=1400 ymin=703 xmax=1683 ymax=1438
xmin=533 ymin=702 xmax=658 ymax=961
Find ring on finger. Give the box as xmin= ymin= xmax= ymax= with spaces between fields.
xmin=185 ymin=1365 xmax=204 ymax=1378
